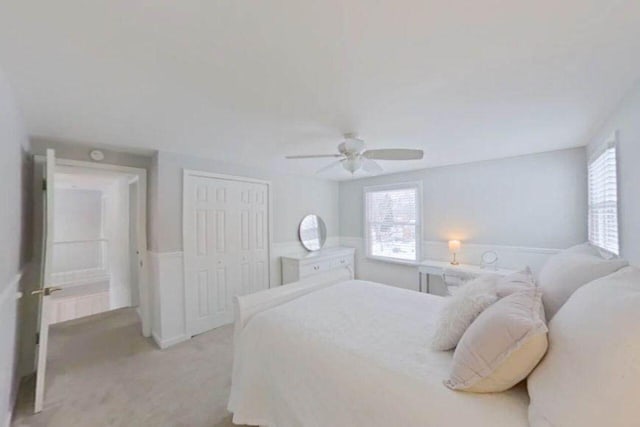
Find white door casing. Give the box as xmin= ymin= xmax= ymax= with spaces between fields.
xmin=183 ymin=171 xmax=271 ymax=337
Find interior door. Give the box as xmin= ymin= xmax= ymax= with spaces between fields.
xmin=184 ymin=175 xmax=239 ymax=336
xmin=33 ymin=149 xmax=61 ymax=413
xmin=238 ymin=182 xmax=270 ymax=295
xmin=184 ymin=173 xmax=270 ymax=337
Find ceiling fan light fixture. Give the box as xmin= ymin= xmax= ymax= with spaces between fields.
xmin=342 ymin=157 xmax=362 ymax=174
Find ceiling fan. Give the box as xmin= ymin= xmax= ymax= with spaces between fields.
xmin=285 ymin=134 xmax=424 ymax=175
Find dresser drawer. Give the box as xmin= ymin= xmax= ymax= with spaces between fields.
xmin=332 ymin=256 xmax=352 ymax=268
xmin=299 ymin=259 xmax=334 ymax=278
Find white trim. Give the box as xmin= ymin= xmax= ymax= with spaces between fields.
xmin=183 ymin=169 xmax=271 ymax=185
xmin=362 ymin=181 xmax=423 ymax=263
xmin=151 ymin=331 xmax=189 ymax=350
xmin=423 ymin=240 xmax=561 ymax=255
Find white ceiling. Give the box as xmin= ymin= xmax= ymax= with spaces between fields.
xmin=1 ymin=1 xmax=640 ymax=180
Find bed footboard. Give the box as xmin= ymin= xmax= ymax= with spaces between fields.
xmin=233 ymin=267 xmax=353 ymax=342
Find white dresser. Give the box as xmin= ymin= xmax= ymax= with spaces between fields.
xmin=281 ymin=247 xmax=355 ymax=284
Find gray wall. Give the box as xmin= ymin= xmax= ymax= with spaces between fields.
xmin=340 ymin=147 xmax=587 ymax=249
xmin=151 ymin=150 xmax=340 ymax=252
xmin=30 ymin=138 xmax=153 ymax=170
xmin=0 ymin=69 xmax=30 ymax=425
xmin=587 ymin=80 xmax=640 ymax=267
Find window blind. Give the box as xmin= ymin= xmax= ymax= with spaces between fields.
xmin=588 ymin=145 xmax=619 ymax=255
xmin=365 ymin=185 xmax=419 ymax=261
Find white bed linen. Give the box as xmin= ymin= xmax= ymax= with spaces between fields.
xmin=228 ymin=280 xmax=529 ymax=427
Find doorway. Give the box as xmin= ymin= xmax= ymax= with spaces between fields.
xmin=48 ymin=166 xmax=142 ymax=323
xmin=29 ymin=154 xmax=149 ymax=412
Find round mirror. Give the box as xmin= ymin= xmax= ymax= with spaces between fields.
xmin=298 ymin=214 xmax=327 ymax=251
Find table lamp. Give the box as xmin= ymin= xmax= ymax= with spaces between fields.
xmin=448 ymin=240 xmax=461 ymax=265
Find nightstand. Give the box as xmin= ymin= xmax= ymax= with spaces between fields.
xmin=418 ymin=259 xmax=517 ymax=294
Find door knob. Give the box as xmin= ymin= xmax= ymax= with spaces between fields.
xmin=31 ymin=287 xmax=63 ymax=296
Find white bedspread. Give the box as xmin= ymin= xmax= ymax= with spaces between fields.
xmin=228 ymin=280 xmax=529 ymax=427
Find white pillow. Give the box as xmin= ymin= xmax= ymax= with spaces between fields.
xmin=496 ymin=267 xmax=536 ymax=298
xmin=528 ymin=266 xmax=640 ymax=427
xmin=537 ymin=251 xmax=627 ymax=320
xmin=431 ymin=274 xmax=499 ymax=351
xmin=445 ymin=288 xmax=548 ymax=393
xmin=564 ymin=242 xmax=618 ymax=260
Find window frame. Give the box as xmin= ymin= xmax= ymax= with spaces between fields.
xmin=588 ymin=132 xmax=620 ymax=255
xmin=363 ymin=181 xmax=423 ymax=265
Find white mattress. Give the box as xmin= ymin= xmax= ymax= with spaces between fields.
xmin=228 ymin=280 xmax=529 ymax=427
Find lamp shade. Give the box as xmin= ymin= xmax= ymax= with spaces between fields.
xmin=448 ymin=240 xmax=461 ymax=253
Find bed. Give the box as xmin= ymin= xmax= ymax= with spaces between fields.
xmin=228 ymin=268 xmax=529 ymax=427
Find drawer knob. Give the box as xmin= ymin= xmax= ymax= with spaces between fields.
xmin=314 ymin=265 xmax=319 ymax=270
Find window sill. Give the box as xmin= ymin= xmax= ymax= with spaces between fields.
xmin=365 ymin=255 xmax=419 ymax=267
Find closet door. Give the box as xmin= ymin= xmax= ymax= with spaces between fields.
xmin=238 ymin=182 xmax=270 ymax=295
xmin=184 ymin=176 xmax=239 ymax=336
xmin=184 ymin=173 xmax=270 ymax=337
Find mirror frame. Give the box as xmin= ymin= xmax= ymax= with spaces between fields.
xmin=298 ymin=214 xmax=327 ymax=252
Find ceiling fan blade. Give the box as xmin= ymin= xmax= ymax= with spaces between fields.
xmin=316 ymin=159 xmax=344 ymax=174
xmin=285 ymin=154 xmax=342 ymax=159
xmin=362 ymin=149 xmax=424 ymax=160
xmin=362 ymin=158 xmax=383 ymax=174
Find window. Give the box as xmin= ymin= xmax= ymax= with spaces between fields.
xmin=588 ymin=142 xmax=619 ymax=254
xmin=364 ymin=183 xmax=421 ymax=262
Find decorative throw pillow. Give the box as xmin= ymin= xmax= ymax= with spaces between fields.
xmin=564 ymin=242 xmax=618 ymax=260
xmin=445 ymin=288 xmax=548 ymax=393
xmin=537 ymin=250 xmax=627 ymax=320
xmin=496 ymin=267 xmax=536 ymax=298
xmin=431 ymin=274 xmax=500 ymax=351
xmin=528 ymin=267 xmax=640 ymax=427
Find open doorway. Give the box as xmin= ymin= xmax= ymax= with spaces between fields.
xmin=26 ymin=153 xmax=150 ymax=413
xmin=48 ymin=166 xmax=142 ymax=324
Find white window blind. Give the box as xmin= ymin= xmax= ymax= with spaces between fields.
xmin=588 ymin=145 xmax=619 ymax=255
xmin=365 ymin=184 xmax=420 ymax=262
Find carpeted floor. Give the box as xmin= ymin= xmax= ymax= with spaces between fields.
xmin=12 ymin=308 xmax=247 ymax=427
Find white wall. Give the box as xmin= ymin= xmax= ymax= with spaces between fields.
xmin=587 ymin=80 xmax=640 ymax=267
xmin=52 ymin=189 xmax=103 ymax=273
xmin=150 ymin=151 xmax=340 ymax=252
xmin=104 ymin=177 xmax=131 ymax=309
xmin=0 ymin=68 xmax=30 ymax=427
xmin=339 ymin=147 xmax=588 ymax=291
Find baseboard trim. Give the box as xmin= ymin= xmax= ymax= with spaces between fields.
xmin=152 ymin=331 xmax=189 ymax=349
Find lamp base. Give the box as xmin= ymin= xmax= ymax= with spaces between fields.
xmin=450 ymin=252 xmax=459 ymax=265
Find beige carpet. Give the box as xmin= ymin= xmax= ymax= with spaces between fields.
xmin=12 ymin=308 xmax=248 ymax=427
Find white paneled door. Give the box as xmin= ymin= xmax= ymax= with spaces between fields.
xmin=184 ymin=172 xmax=270 ymax=337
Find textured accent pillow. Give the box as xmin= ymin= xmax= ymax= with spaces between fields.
xmin=430 ymin=274 xmax=499 ymax=351
xmin=445 ymin=288 xmax=548 ymax=393
xmin=537 ymin=251 xmax=627 ymax=320
xmin=528 ymin=267 xmax=640 ymax=427
xmin=496 ymin=267 xmax=536 ymax=298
